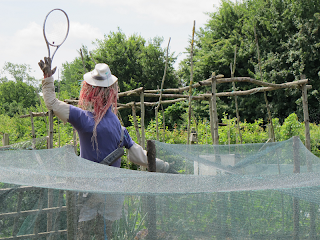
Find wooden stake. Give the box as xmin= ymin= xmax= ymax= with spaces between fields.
xmin=132 ymin=102 xmax=141 ymax=145
xmin=292 ymin=136 xmax=300 ymax=240
xmin=301 ymin=82 xmax=316 ymax=238
xmin=147 ymin=140 xmax=156 ymax=172
xmin=230 ymin=46 xmax=242 ymax=144
xmin=156 ymin=38 xmax=171 ymax=141
xmin=146 ymin=140 xmax=157 ymax=240
xmin=187 ymin=20 xmax=196 ymax=145
xmin=301 ymin=84 xmax=311 ymax=152
xmin=47 ymin=111 xmax=54 ymax=234
xmin=30 ymin=111 xmax=36 ymax=149
xmin=211 ymin=73 xmax=219 ymax=145
xmin=89 ymin=51 xmax=97 ymax=64
xmin=2 ymin=133 xmax=9 ymax=146
xmin=209 ymin=97 xmax=214 ymax=144
xmin=162 ymin=105 xmax=165 ymax=142
xmin=47 ymin=189 xmax=53 ymax=233
xmin=140 ymin=90 xmax=145 ymax=149
xmin=48 ymin=110 xmax=54 ymax=149
xmin=58 ymin=70 xmax=61 ymax=148
xmin=66 ymin=191 xmax=77 ymax=240
xmin=254 ymin=26 xmax=275 ymax=142
xmin=79 ymin=48 xmax=87 ymax=73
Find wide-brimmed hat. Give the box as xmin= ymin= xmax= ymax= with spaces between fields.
xmin=83 ymin=63 xmax=118 ymax=87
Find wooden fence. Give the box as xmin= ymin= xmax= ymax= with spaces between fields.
xmin=0 ymin=74 xmax=313 ymax=239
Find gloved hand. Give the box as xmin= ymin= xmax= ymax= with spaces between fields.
xmin=38 ymin=57 xmax=57 ymax=78
xmin=166 ymin=164 xmax=179 ymax=174
xmin=156 ymin=159 xmax=179 ymax=174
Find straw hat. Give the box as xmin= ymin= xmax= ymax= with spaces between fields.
xmin=83 ymin=63 xmax=118 ymax=87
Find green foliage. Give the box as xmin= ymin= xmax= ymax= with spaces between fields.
xmin=61 ymin=30 xmax=179 ymax=125
xmin=1 ymin=62 xmax=39 ymax=85
xmin=93 ymin=30 xmax=178 ymax=92
xmin=125 ymin=111 xmax=320 ymax=158
xmin=112 ymin=196 xmax=146 ymax=240
xmin=277 ymin=113 xmax=304 ymax=141
xmin=178 ymin=0 xmax=320 ymax=123
xmin=162 ymin=101 xmax=188 ymax=130
xmin=0 ymin=81 xmax=39 ymax=117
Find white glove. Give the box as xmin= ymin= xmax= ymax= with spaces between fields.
xmin=127 ymin=142 xmax=170 ymax=173
xmin=42 ymin=76 xmax=70 ymax=123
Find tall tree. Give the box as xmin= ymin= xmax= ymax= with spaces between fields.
xmin=0 ymin=81 xmax=38 ymax=117
xmin=61 ymin=29 xmax=179 ymax=125
xmin=2 ymin=62 xmax=38 ymax=85
xmin=178 ymin=0 xmax=320 ymax=123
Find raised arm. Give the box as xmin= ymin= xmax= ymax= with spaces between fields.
xmin=39 ymin=57 xmax=70 ymax=123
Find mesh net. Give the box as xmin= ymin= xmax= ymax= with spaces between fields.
xmin=1 ymin=137 xmax=320 ymax=239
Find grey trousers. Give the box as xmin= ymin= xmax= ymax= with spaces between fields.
xmin=77 ymin=214 xmax=113 ymax=240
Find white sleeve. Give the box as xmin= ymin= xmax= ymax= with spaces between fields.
xmin=42 ymin=76 xmax=70 ymax=123
xmin=127 ymin=142 xmax=169 ymax=172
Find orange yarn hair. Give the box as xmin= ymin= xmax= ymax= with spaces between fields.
xmin=78 ymin=81 xmax=118 ymax=149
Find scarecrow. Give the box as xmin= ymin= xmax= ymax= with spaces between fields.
xmin=39 ymin=57 xmax=173 ymax=239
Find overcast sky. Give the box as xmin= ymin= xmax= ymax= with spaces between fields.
xmin=0 ymin=0 xmax=225 ymax=80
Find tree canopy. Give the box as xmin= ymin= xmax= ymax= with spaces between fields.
xmin=1 ymin=62 xmax=38 ymax=85
xmin=178 ymin=0 xmax=320 ymax=123
xmin=0 ymin=80 xmax=39 ymax=117
xmin=61 ymin=29 xmax=180 ymax=124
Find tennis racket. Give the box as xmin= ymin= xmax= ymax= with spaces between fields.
xmin=43 ymin=8 xmax=69 ymax=62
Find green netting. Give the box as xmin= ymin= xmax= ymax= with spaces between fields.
xmin=1 ymin=137 xmax=320 ymax=239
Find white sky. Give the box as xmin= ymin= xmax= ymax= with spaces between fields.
xmin=0 ymin=0 xmax=225 ymax=80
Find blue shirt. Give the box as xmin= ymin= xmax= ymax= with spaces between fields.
xmin=68 ymin=105 xmax=134 ymax=167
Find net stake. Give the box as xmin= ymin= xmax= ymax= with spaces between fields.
xmin=146 ymin=140 xmax=157 ymax=239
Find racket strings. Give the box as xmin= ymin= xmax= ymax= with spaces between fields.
xmin=44 ymin=10 xmax=69 ymax=46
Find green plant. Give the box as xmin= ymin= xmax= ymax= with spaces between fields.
xmin=112 ymin=196 xmax=147 ymax=240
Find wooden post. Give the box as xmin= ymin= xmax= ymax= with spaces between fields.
xmin=187 ymin=20 xmax=196 ymax=145
xmin=12 ymin=191 xmax=23 ymax=237
xmin=264 ymin=92 xmax=275 ymax=142
xmin=79 ymin=48 xmax=87 ymax=73
xmin=204 ymin=118 xmax=208 ymax=144
xmin=147 ymin=140 xmax=156 ymax=172
xmin=254 ymin=26 xmax=275 ymax=142
xmin=146 ymin=140 xmax=157 ymax=240
xmin=2 ymin=133 xmax=9 ymax=146
xmin=48 ymin=110 xmax=54 ymax=149
xmin=73 ymin=128 xmax=77 ymax=155
xmin=230 ymin=46 xmax=242 ymax=144
xmin=155 ymin=106 xmax=159 ymax=141
xmin=155 ymin=38 xmax=171 ymax=142
xmin=66 ymin=191 xmax=77 ymax=240
xmin=132 ymin=102 xmax=142 ymax=145
xmin=140 ymin=90 xmax=145 ymax=149
xmin=301 ymin=84 xmax=311 ymax=152
xmin=47 ymin=189 xmax=53 ymax=233
xmin=300 ymin=82 xmax=316 ymax=239
xmin=228 ymin=115 xmax=231 ymax=148
xmin=233 ymin=80 xmax=242 ymax=145
xmin=46 ymin=110 xmax=54 ymax=235
xmin=162 ymin=105 xmax=166 ymax=142
xmin=30 ymin=111 xmax=36 ymax=149
xmin=293 ymin=136 xmax=300 ymax=240
xmin=209 ymin=97 xmax=214 ymax=144
xmin=211 ymin=73 xmax=219 ymax=145
xmin=33 ymin=189 xmax=45 ymax=237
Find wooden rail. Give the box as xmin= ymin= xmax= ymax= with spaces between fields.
xmin=0 ymin=185 xmax=68 ymax=240
xmin=0 ymin=230 xmax=67 ymax=240
xmin=0 ymin=206 xmax=67 ymax=219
